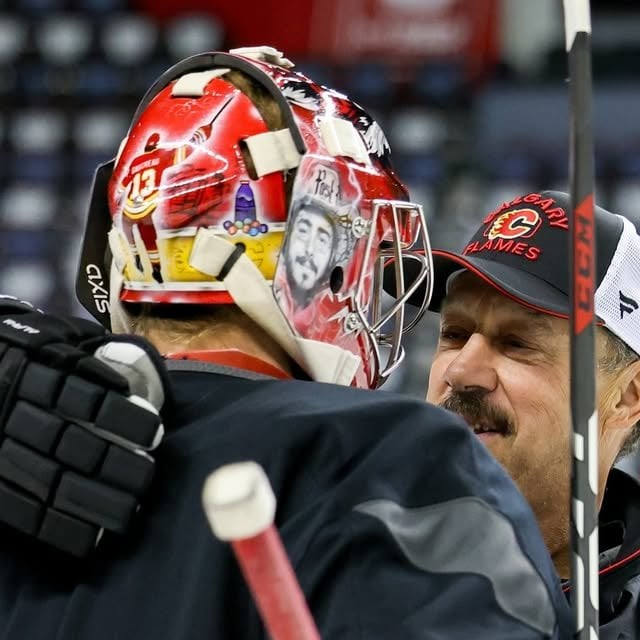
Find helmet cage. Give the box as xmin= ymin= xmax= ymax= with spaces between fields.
xmin=355 ymin=199 xmax=433 ymax=386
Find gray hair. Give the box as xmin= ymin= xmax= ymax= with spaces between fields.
xmin=598 ymin=327 xmax=640 ymax=458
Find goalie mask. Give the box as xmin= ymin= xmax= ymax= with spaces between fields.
xmin=76 ymin=47 xmax=433 ymax=389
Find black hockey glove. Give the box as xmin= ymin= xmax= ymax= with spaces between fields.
xmin=0 ymin=295 xmax=170 ymax=558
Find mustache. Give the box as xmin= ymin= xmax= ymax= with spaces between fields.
xmin=440 ymin=389 xmax=515 ymax=436
xmin=295 ymin=254 xmax=318 ymax=274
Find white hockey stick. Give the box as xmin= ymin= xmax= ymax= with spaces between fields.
xmin=202 ymin=461 xmax=321 ymax=640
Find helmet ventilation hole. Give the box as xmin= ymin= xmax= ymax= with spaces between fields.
xmin=330 ymin=266 xmax=344 ymax=293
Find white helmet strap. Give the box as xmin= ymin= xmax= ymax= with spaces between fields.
xmin=187 ymin=228 xmax=360 ymax=385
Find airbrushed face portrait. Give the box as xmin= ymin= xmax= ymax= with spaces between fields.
xmin=277 ymin=159 xmax=364 ymax=321
xmin=281 ymin=162 xmax=344 ymax=308
xmin=286 ymin=202 xmax=335 ymax=296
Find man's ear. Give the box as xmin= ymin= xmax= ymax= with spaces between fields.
xmin=603 ymin=360 xmax=640 ymax=431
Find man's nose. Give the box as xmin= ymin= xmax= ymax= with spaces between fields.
xmin=444 ymin=334 xmax=498 ymax=393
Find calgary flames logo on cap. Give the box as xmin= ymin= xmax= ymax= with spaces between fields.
xmin=485 ymin=208 xmax=541 ymax=240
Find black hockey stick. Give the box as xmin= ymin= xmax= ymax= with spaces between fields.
xmin=563 ymin=1 xmax=599 ymax=638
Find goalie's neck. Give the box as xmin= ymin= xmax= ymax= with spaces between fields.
xmin=164 ymin=349 xmax=293 ymax=380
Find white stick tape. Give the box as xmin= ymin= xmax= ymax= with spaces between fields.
xmin=202 ymin=461 xmax=276 ymax=541
xmin=563 ymin=0 xmax=592 ymax=50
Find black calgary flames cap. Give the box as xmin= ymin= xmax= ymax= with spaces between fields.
xmin=387 ymin=190 xmax=640 ymax=355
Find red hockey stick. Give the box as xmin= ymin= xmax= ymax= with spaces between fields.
xmin=202 ymin=461 xmax=321 ymax=640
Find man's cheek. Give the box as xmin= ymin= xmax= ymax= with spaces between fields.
xmin=426 ymin=361 xmax=448 ymax=402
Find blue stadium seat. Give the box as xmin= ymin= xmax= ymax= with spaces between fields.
xmin=0 ymin=150 xmax=11 ymax=184
xmin=14 ymin=0 xmax=65 ymax=14
xmin=413 ymin=62 xmax=467 ymax=106
xmin=71 ymin=108 xmax=128 ymax=154
xmin=16 ymin=59 xmax=51 ymax=98
xmin=71 ymin=151 xmax=115 ymax=182
xmin=0 ymin=13 xmax=29 ymax=65
xmin=74 ymin=59 xmax=126 ymax=99
xmin=0 ymin=64 xmax=19 ymax=101
xmin=0 ymin=259 xmax=57 ymax=310
xmin=472 ymin=84 xmax=568 ymax=180
xmin=65 ymin=185 xmax=93 ymax=227
xmin=124 ymin=57 xmax=174 ymax=98
xmin=8 ymin=107 xmax=67 ymax=153
xmin=72 ymin=0 xmax=128 ymax=14
xmin=593 ymin=86 xmax=640 ymax=149
xmin=0 ymin=182 xmax=58 ymax=228
xmin=610 ymin=180 xmax=640 ymax=227
xmin=0 ymin=231 xmax=57 ymax=260
xmin=9 ymin=152 xmax=65 ymax=183
xmin=7 ymin=109 xmax=67 ymax=181
xmin=15 ymin=59 xmax=79 ymax=99
xmin=404 ymin=182 xmax=438 ymax=222
xmin=100 ymin=14 xmax=159 ymax=67
xmin=473 ymin=83 xmax=640 ymax=181
xmin=611 ymin=149 xmax=640 ymax=180
xmin=294 ymin=61 xmax=335 ymax=89
xmin=35 ymin=14 xmax=94 ymax=67
xmin=394 ymin=152 xmax=445 ymax=186
xmin=344 ymin=62 xmax=395 ymax=108
xmin=388 ymin=107 xmax=447 ymax=154
xmin=482 ymin=153 xmax=543 ymax=183
xmin=164 ymin=13 xmax=224 ymax=61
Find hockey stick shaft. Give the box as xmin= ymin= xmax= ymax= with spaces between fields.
xmin=202 ymin=461 xmax=321 ymax=640
xmin=232 ymin=527 xmax=321 ymax=640
xmin=563 ymin=1 xmax=599 ymax=638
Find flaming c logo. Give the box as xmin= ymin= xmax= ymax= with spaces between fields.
xmin=485 ymin=208 xmax=541 ymax=240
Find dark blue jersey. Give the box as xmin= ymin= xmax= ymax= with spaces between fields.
xmin=0 ymin=362 xmax=572 ymax=639
xmin=564 ymin=453 xmax=640 ymax=639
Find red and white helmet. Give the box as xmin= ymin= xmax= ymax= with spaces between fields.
xmin=77 ymin=46 xmax=433 ymax=389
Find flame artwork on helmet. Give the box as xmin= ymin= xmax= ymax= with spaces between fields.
xmin=77 ymin=46 xmax=433 ymax=389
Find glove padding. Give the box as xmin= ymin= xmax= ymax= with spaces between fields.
xmin=0 ymin=296 xmax=170 ymax=558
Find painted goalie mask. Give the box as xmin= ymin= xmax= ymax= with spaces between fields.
xmin=77 ymin=46 xmax=433 ymax=389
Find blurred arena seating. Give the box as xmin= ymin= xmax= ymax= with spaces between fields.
xmin=1 ymin=0 xmax=639 ymax=396
xmin=0 ymin=0 xmax=225 ymax=313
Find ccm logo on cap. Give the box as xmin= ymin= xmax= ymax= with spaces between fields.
xmin=485 ymin=209 xmax=541 ymax=241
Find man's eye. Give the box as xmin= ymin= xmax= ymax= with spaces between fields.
xmin=439 ymin=328 xmax=468 ymax=342
xmin=502 ymin=336 xmax=529 ymax=350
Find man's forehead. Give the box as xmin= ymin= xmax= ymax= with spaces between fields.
xmin=298 ymin=208 xmax=331 ymax=225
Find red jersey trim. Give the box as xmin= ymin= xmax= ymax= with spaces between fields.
xmin=164 ymin=349 xmax=293 ymax=380
xmin=562 ymin=546 xmax=640 ymax=593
